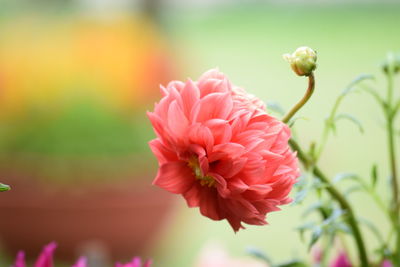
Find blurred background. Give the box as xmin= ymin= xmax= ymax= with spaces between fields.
xmin=0 ymin=0 xmax=399 ymax=266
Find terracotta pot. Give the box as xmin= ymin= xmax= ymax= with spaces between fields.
xmin=0 ymin=167 xmax=173 ymax=262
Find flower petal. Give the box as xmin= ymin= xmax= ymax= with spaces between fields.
xmin=153 ymin=162 xmax=195 ymax=194
xmin=34 ymin=242 xmax=57 ymax=267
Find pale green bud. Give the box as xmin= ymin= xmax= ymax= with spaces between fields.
xmin=283 ymin=46 xmax=317 ymax=76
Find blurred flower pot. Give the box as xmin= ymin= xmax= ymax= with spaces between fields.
xmin=0 ymin=155 xmax=173 ymax=262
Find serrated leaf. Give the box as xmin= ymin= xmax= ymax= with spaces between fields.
xmin=335 ymin=113 xmax=364 ymax=133
xmin=0 ymin=183 xmax=10 ymax=192
xmin=371 ymin=164 xmax=378 ymax=188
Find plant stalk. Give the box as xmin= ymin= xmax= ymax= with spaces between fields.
xmin=282 ymin=74 xmax=315 ymax=124
xmin=290 ymin=139 xmax=369 ymax=267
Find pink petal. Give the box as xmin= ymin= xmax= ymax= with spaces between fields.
xmin=242 ymin=184 xmax=273 ymax=201
xmin=192 ymin=92 xmax=233 ymax=122
xmin=153 ymin=161 xmax=195 ymax=194
xmin=35 ymin=242 xmax=57 ymax=267
xmin=199 ymin=188 xmax=221 ymax=220
xmin=143 ymin=259 xmax=153 ymax=267
xmin=188 ymin=124 xmax=214 ymax=154
xmin=72 ymin=257 xmax=87 ymax=267
xmin=149 ymin=139 xmax=177 ymax=164
xmin=183 ymin=183 xmax=202 ymax=207
xmin=180 ymin=79 xmax=200 ymax=117
xmin=208 ymin=143 xmax=245 ymax=162
xmin=204 ymin=119 xmax=232 ymax=144
xmin=12 ymin=251 xmax=26 ymax=267
xmin=167 ymin=100 xmax=189 ymax=140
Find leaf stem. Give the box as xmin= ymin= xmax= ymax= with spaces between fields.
xmin=289 ymin=139 xmax=369 ymax=266
xmin=282 ymin=74 xmax=315 ymax=124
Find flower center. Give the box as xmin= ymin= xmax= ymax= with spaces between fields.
xmin=188 ymin=157 xmax=216 ymax=188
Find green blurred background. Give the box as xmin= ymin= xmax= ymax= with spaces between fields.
xmin=0 ymin=0 xmax=399 ymax=266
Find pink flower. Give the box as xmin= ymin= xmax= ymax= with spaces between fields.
xmin=115 ymin=257 xmax=152 ymax=267
xmin=34 ymin=242 xmax=57 ymax=267
xmin=12 ymin=251 xmax=26 ymax=267
xmin=12 ymin=242 xmax=57 ymax=267
xmin=12 ymin=242 xmax=151 ymax=267
xmin=330 ymin=251 xmax=352 ymax=267
xmin=72 ymin=257 xmax=87 ymax=267
xmin=148 ymin=69 xmax=299 ymax=231
xmin=381 ymin=260 xmax=393 ymax=267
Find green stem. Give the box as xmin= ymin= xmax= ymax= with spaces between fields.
xmin=316 ymin=93 xmax=343 ymax=160
xmin=385 ymin=63 xmax=400 ymax=263
xmin=282 ymin=73 xmax=315 ymax=124
xmin=290 ymin=139 xmax=369 ymax=266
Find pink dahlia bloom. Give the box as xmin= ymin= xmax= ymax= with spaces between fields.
xmin=148 ymin=69 xmax=299 ymax=231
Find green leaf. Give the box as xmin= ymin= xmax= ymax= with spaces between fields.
xmin=288 ymin=116 xmax=309 ymax=128
xmin=359 ymin=84 xmax=385 ymax=108
xmin=323 ymin=208 xmax=346 ymax=225
xmin=302 ymin=202 xmax=323 ymax=218
xmin=308 ymin=226 xmax=323 ymax=251
xmin=335 ymin=113 xmax=364 ymax=133
xmin=344 ymin=185 xmax=363 ymax=197
xmin=358 ymin=218 xmax=385 ymax=244
xmin=246 ymin=247 xmax=273 ymax=264
xmin=276 ymin=260 xmax=308 ymax=267
xmin=333 ymin=172 xmax=359 ymax=184
xmin=292 ymin=188 xmax=309 ymax=204
xmin=342 ymin=74 xmax=375 ymax=96
xmin=371 ymin=164 xmax=378 ymax=188
xmin=266 ymin=101 xmax=285 ymax=115
xmin=0 ymin=183 xmax=10 ymax=192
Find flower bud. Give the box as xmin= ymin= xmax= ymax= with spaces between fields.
xmin=382 ymin=53 xmax=400 ymax=74
xmin=283 ymin=46 xmax=317 ymax=76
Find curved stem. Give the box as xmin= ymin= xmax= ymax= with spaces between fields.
xmin=282 ymin=73 xmax=315 ymax=124
xmin=290 ymin=139 xmax=369 ymax=266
